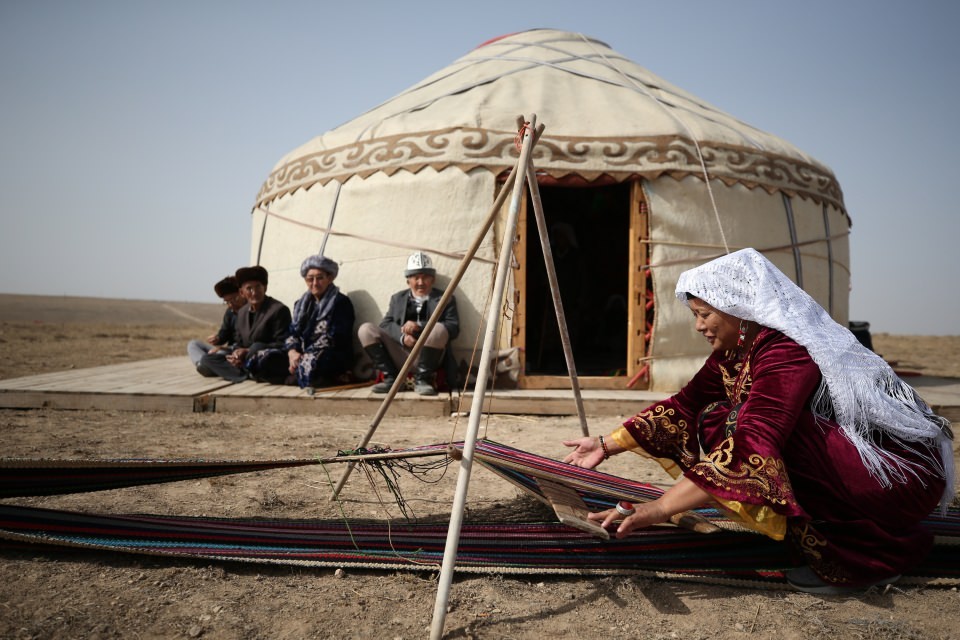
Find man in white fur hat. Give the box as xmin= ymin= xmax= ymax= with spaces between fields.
xmin=358 ymin=251 xmax=459 ymax=395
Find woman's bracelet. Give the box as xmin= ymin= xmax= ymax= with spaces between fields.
xmin=599 ymin=434 xmax=610 ymax=460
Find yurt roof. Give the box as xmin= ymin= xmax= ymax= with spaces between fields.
xmin=256 ymin=29 xmax=844 ymax=213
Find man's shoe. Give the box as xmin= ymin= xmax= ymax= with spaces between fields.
xmin=364 ymin=343 xmax=400 ymax=394
xmin=414 ymin=379 xmax=437 ymax=396
xmin=413 ymin=346 xmax=443 ymax=396
xmin=372 ymin=376 xmax=397 ymax=394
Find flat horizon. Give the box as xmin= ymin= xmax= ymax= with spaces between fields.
xmin=0 ymin=293 xmax=956 ymax=338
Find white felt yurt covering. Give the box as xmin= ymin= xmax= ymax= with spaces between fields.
xmin=251 ymin=29 xmax=849 ymax=392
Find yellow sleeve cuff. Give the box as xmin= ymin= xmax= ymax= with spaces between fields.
xmin=610 ymin=426 xmax=683 ymax=480
xmin=712 ymin=497 xmax=787 ymax=540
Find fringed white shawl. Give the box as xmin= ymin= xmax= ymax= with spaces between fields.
xmin=675 ymin=248 xmax=954 ymax=511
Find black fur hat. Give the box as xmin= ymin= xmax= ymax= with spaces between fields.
xmin=213 ymin=276 xmax=239 ymax=297
xmin=235 ymin=265 xmax=268 ymax=287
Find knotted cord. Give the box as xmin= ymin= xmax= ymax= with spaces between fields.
xmin=337 ymin=445 xmax=453 ymax=520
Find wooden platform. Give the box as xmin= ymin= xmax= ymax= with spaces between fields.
xmin=0 ymin=358 xmax=451 ymax=417
xmin=1 ymin=358 xmax=959 ymax=425
xmin=0 ymin=358 xmax=226 ymax=413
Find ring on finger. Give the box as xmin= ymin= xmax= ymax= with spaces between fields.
xmin=615 ymin=501 xmax=636 ymax=516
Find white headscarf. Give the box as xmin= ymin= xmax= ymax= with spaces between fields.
xmin=676 ymin=248 xmax=954 ymax=511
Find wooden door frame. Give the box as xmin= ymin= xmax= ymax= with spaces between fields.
xmin=512 ymin=181 xmax=650 ymax=390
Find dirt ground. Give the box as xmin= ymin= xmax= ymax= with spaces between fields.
xmin=1 ymin=295 xmax=959 ymax=639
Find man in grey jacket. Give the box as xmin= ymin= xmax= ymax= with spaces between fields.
xmin=358 ymin=252 xmax=459 ymax=395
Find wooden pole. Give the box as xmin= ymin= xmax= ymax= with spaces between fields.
xmin=328 ymin=160 xmax=521 ymax=501
xmin=525 ymin=155 xmax=590 ymax=437
xmin=429 ymin=115 xmax=538 ymax=640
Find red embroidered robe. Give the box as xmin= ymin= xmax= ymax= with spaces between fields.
xmin=611 ymin=328 xmax=945 ymax=586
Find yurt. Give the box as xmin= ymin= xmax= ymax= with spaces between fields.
xmin=251 ymin=29 xmax=848 ymax=392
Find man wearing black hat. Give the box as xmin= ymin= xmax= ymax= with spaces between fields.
xmin=358 ymin=251 xmax=459 ymax=395
xmin=187 ymin=275 xmax=246 ymax=369
xmin=196 ymin=265 xmax=291 ymax=383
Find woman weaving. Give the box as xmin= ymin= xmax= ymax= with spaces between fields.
xmin=563 ymin=248 xmax=954 ymax=594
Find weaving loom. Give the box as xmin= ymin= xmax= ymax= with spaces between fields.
xmin=1 ymin=440 xmax=958 ymax=589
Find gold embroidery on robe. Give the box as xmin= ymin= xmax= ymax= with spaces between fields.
xmin=789 ymin=521 xmax=855 ymax=585
xmin=695 ymin=436 xmax=795 ymax=506
xmin=720 ymin=359 xmax=752 ymax=404
xmin=617 ymin=405 xmax=698 ymax=470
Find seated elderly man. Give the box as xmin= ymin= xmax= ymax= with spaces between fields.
xmin=246 ymin=254 xmax=355 ymax=387
xmin=358 ymin=251 xmax=459 ymax=396
xmin=187 ymin=275 xmax=246 ymax=369
xmin=197 ymin=265 xmax=291 ymax=383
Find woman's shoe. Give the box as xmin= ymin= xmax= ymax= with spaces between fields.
xmin=786 ymin=566 xmax=900 ymax=595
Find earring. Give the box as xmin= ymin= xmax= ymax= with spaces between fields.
xmin=737 ymin=320 xmax=748 ymax=348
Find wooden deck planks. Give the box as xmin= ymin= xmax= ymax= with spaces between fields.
xmin=0 ymin=358 xmax=958 ymax=423
xmin=210 ymin=382 xmax=452 ymax=417
xmin=0 ymin=357 xmax=231 ymax=412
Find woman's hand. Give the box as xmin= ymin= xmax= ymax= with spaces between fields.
xmin=587 ymin=500 xmax=670 ymax=539
xmin=586 ymin=478 xmax=711 ymax=539
xmin=562 ymin=436 xmax=605 ymax=469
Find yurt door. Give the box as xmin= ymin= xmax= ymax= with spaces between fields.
xmin=514 ymin=181 xmax=649 ymax=390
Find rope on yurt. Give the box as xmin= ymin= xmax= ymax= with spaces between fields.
xmin=781 ymin=193 xmax=803 ymax=287
xmin=255 ymin=206 xmax=496 ymax=266
xmin=318 ymin=182 xmax=342 ymax=255
xmin=822 ymin=203 xmax=835 ymax=314
xmin=638 ymin=234 xmax=852 ymax=275
xmin=574 ymin=32 xmax=730 ymax=255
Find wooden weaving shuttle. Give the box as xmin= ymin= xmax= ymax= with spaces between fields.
xmin=669 ymin=511 xmax=721 ymax=534
xmin=535 ymin=476 xmax=610 ymax=540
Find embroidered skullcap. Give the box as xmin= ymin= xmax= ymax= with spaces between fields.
xmin=235 ymin=265 xmax=268 ymax=287
xmin=404 ymin=251 xmax=435 ymax=277
xmin=299 ymin=254 xmax=339 ymax=278
xmin=213 ymin=276 xmax=239 ymax=297
xmin=676 ymin=248 xmax=954 ymax=511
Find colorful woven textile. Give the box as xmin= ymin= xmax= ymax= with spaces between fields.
xmin=0 ymin=441 xmax=957 ymax=587
xmin=1 ymin=504 xmax=957 ymax=587
xmin=0 ymin=458 xmax=319 ymax=498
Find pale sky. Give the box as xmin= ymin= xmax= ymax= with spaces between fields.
xmin=1 ymin=0 xmax=957 ymax=334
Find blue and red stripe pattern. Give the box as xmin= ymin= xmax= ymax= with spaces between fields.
xmin=0 ymin=440 xmax=957 ymax=585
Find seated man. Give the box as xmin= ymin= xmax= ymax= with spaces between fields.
xmin=358 ymin=251 xmax=459 ymax=396
xmin=187 ymin=275 xmax=245 ymax=369
xmin=197 ymin=265 xmax=291 ymax=383
xmin=247 ymin=254 xmax=355 ymax=387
